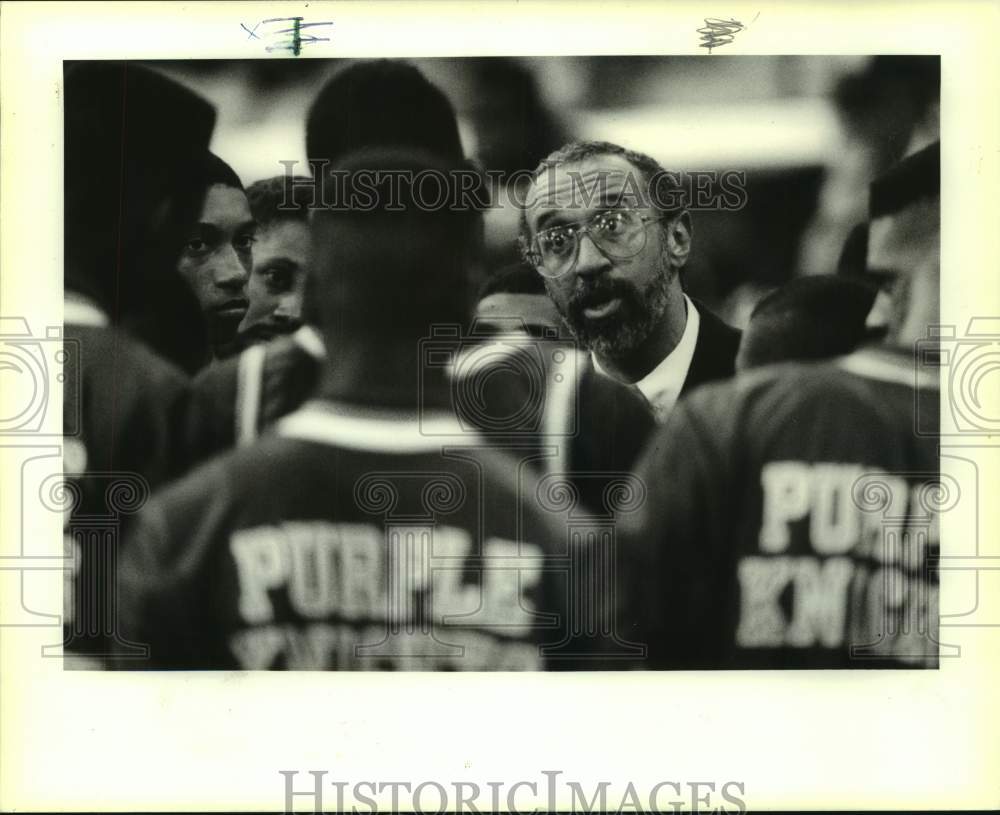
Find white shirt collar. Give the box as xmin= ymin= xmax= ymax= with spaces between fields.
xmin=593 ymin=294 xmax=700 ymax=423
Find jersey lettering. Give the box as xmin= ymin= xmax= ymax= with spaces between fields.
xmin=229 ymin=624 xmax=541 ymax=670
xmin=741 ymin=463 xmax=938 ymax=658
xmin=760 ymin=462 xmax=871 ymax=554
xmin=229 ymin=522 xmax=545 ymax=665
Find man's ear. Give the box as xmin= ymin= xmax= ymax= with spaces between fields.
xmin=665 ymin=211 xmax=692 ymax=268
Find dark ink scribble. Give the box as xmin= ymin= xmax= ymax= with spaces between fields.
xmin=697 ymin=17 xmax=745 ymax=53
xmin=242 ymin=17 xmax=333 ymax=56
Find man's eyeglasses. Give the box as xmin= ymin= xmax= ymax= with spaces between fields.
xmin=524 ymin=208 xmax=669 ymax=279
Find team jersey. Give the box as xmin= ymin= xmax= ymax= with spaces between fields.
xmin=184 ymin=322 xmax=656 ymax=518
xmin=116 ymin=400 xmax=613 ymax=670
xmin=62 ymin=313 xmax=193 ymax=663
xmin=621 ymin=345 xmax=941 ymax=669
xmin=185 ymin=325 xmax=325 ymax=461
xmin=448 ymin=324 xmax=656 ymax=509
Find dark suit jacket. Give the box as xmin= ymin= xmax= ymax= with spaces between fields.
xmin=569 ymin=300 xmax=741 ymax=510
xmin=683 ymin=298 xmax=742 ymax=395
xmin=577 ymin=297 xmax=741 ymax=418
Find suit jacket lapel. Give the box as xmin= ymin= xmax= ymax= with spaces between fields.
xmin=682 ymin=299 xmax=742 ymax=395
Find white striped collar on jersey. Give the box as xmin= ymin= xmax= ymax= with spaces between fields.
xmin=836 ymin=345 xmax=939 ymax=390
xmin=276 ymin=400 xmax=483 ymax=452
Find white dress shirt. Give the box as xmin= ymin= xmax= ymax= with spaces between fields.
xmin=593 ymin=293 xmax=700 ymax=423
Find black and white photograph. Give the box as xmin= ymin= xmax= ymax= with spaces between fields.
xmin=2 ymin=1 xmax=998 ymax=812
xmin=60 ymin=51 xmax=943 ymax=672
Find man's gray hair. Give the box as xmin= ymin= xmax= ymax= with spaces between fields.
xmin=517 ymin=139 xmax=688 ymax=260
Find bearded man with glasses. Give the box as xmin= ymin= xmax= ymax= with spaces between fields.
xmin=520 ymin=141 xmax=741 ymax=423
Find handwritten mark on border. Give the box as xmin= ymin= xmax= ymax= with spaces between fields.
xmin=697 ymin=13 xmax=758 ymax=53
xmin=242 ymin=17 xmax=333 ymax=55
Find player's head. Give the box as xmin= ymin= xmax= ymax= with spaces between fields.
xmin=736 ymin=276 xmax=878 ymax=371
xmin=310 ymin=148 xmax=484 ymax=356
xmin=519 ymin=140 xmax=689 ymax=359
xmin=306 ymin=59 xmax=464 ymax=167
xmin=474 ymin=261 xmax=564 ymax=338
xmin=64 ymin=62 xmax=216 ymax=366
xmin=866 ymin=141 xmax=940 ymax=346
xmin=238 ymin=175 xmax=314 ymax=345
xmin=175 ymin=152 xmax=255 ymax=359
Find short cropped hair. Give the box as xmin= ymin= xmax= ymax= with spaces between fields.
xmin=738 ymin=275 xmax=877 ymax=371
xmin=193 ymin=151 xmax=244 ymax=191
xmin=306 ymin=59 xmax=464 ymax=166
xmin=246 ymin=175 xmax=314 ymax=228
xmin=477 ymin=261 xmax=546 ymax=301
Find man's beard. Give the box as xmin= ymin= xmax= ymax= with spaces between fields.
xmin=548 ymin=261 xmax=674 ymax=359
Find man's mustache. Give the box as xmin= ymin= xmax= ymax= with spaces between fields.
xmin=568 ymin=278 xmax=636 ymax=315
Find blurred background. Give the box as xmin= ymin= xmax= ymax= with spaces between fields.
xmin=149 ymin=55 xmax=939 ymax=326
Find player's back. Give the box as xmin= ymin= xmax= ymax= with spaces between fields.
xmin=62 ymin=321 xmax=193 ymax=662
xmin=118 ymin=400 xmax=577 ymax=670
xmin=625 ymin=345 xmax=940 ymax=669
xmin=450 ymin=321 xmax=657 ymax=512
xmin=65 ymin=323 xmax=192 ymax=490
xmin=185 ymin=321 xmax=656 ymax=522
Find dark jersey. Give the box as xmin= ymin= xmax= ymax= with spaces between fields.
xmin=117 ymin=400 xmax=602 ymax=670
xmin=62 ymin=320 xmax=192 ymax=661
xmin=185 ymin=325 xmax=324 ymax=462
xmin=622 ymin=346 xmax=940 ymax=669
xmin=450 ymin=325 xmax=656 ymax=516
xmin=185 ymin=323 xmax=656 ymax=519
